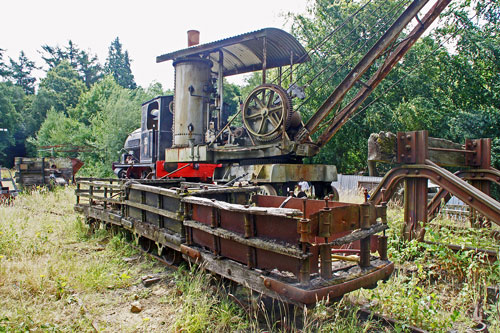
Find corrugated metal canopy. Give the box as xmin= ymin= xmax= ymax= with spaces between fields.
xmin=156 ymin=28 xmax=309 ymax=76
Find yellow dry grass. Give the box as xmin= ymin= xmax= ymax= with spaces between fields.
xmin=0 ymin=187 xmax=177 ymax=332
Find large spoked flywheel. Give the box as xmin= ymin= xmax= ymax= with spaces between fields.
xmin=242 ymin=84 xmax=292 ymax=142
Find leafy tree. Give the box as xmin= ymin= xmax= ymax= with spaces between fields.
xmin=8 ymin=51 xmax=37 ymax=94
xmin=240 ymin=72 xmax=262 ymax=99
xmin=40 ymin=41 xmax=103 ymax=87
xmin=222 ymin=80 xmax=241 ymax=112
xmin=27 ymin=61 xmax=86 ymax=137
xmin=77 ymin=50 xmax=103 ymax=88
xmin=32 ymin=76 xmax=164 ymax=176
xmin=80 ymin=81 xmax=167 ymax=176
xmin=30 ymin=107 xmax=90 ymax=157
xmin=146 ymin=81 xmax=169 ymax=97
xmin=38 ymin=60 xmax=86 ymax=112
xmin=40 ymin=44 xmax=67 ymax=69
xmin=105 ymin=37 xmax=136 ymax=89
xmin=67 ymin=75 xmax=117 ymax=125
xmin=0 ymin=82 xmax=22 ymax=165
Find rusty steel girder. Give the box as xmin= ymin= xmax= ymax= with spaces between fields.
xmin=262 ymin=261 xmax=394 ymax=305
xmin=306 ymin=0 xmax=451 ymax=148
xmin=370 ymin=162 xmax=500 ymax=240
xmin=427 ymin=168 xmax=500 ymax=221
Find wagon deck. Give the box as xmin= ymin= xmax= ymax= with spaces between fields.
xmin=74 ymin=178 xmax=393 ymax=305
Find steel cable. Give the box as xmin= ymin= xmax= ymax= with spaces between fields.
xmin=295 ymin=0 xmax=411 ymax=113
xmin=272 ymin=0 xmax=374 ymax=85
xmin=333 ymin=12 xmax=478 ymax=130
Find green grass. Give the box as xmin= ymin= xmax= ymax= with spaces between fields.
xmin=348 ymin=207 xmax=500 ymax=332
xmin=1 ymin=186 xmax=499 ymax=332
xmin=0 ymin=186 xmax=170 ymax=331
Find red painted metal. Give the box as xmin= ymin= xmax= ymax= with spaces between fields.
xmin=190 ymin=228 xmax=303 ymax=275
xmin=155 ymin=161 xmax=221 ymax=181
xmin=125 ymin=165 xmax=152 ymax=179
xmin=254 ymin=195 xmax=353 ymax=218
xmin=255 ymin=194 xmax=381 ymax=251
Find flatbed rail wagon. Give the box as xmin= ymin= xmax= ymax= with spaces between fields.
xmin=75 ymin=178 xmax=393 ymax=305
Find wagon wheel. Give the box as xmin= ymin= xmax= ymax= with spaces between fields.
xmin=139 ymin=237 xmax=152 ymax=253
xmin=242 ymin=84 xmax=292 ymax=142
xmin=161 ymin=247 xmax=182 ymax=265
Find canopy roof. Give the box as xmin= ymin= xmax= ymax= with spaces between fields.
xmin=156 ymin=28 xmax=309 ymax=76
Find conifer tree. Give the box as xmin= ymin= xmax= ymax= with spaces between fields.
xmin=104 ymin=37 xmax=137 ymax=89
xmin=9 ymin=51 xmax=37 ymax=94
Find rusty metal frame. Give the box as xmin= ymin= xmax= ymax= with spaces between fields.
xmin=74 ymin=178 xmax=393 ymax=305
xmin=370 ymin=130 xmax=500 ymax=242
xmin=371 ymin=163 xmax=500 ymax=222
xmin=427 ymin=168 xmax=500 ymax=221
xmin=262 ymin=262 xmax=394 ymax=305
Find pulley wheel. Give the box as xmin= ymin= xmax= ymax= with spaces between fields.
xmin=258 ymin=184 xmax=278 ymax=196
xmin=242 ymin=84 xmax=292 ymax=142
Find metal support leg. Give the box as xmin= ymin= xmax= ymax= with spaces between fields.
xmin=320 ymin=244 xmax=332 ymax=279
xmin=404 ymin=177 xmax=428 ymax=240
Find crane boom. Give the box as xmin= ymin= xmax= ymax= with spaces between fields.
xmin=315 ymin=0 xmax=451 ymax=148
xmin=296 ymin=0 xmax=451 ymax=149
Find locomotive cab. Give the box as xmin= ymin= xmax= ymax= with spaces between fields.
xmin=140 ymin=95 xmax=173 ymax=163
xmin=113 ymin=96 xmax=173 ymax=178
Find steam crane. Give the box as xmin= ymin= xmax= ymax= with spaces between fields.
xmin=112 ymin=0 xmax=451 ymax=197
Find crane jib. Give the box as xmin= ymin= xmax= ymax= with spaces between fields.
xmin=315 ymin=0 xmax=452 ymax=148
xmin=297 ymin=0 xmax=451 ymax=148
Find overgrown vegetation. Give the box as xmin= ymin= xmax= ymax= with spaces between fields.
xmin=349 ymin=208 xmax=500 ymax=331
xmin=1 ymin=188 xmax=498 ymax=331
xmin=0 ymin=187 xmax=163 ymax=331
